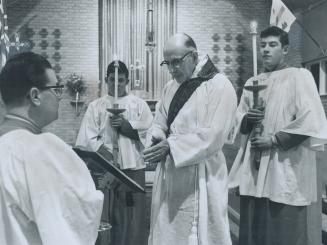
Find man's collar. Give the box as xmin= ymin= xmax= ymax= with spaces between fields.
xmin=2 ymin=114 xmax=42 ymax=134
xmin=264 ymin=62 xmax=288 ymax=73
xmin=191 ymin=55 xmax=218 ymax=80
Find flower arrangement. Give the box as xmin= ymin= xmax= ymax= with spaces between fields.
xmin=66 ymin=73 xmax=87 ymax=97
xmin=66 ymin=73 xmax=87 ymax=116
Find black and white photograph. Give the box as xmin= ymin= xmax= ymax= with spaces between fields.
xmin=0 ymin=0 xmax=327 ymax=244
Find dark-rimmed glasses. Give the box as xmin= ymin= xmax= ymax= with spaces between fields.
xmin=41 ymin=84 xmax=64 ymax=98
xmin=160 ymin=51 xmax=193 ymax=67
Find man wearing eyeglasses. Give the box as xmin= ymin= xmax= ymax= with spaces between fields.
xmin=0 ymin=52 xmax=103 ymax=245
xmin=144 ymin=33 xmax=237 ymax=245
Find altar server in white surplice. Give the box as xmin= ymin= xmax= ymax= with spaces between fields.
xmin=76 ymin=60 xmax=153 ymax=245
xmin=143 ymin=33 xmax=237 ymax=245
xmin=0 ymin=52 xmax=103 ymax=245
xmin=229 ymin=26 xmax=327 ymax=245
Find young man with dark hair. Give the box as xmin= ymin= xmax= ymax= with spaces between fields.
xmin=144 ymin=33 xmax=237 ymax=245
xmin=260 ymin=25 xmax=289 ymax=46
xmin=0 ymin=52 xmax=103 ymax=245
xmin=229 ymin=26 xmax=327 ymax=245
xmin=76 ymin=60 xmax=153 ymax=245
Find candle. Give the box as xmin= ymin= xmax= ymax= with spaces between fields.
xmin=250 ymin=20 xmax=258 ymax=77
xmin=113 ymin=54 xmax=119 ymax=103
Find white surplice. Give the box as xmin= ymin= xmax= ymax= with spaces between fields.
xmin=76 ymin=94 xmax=153 ymax=170
xmin=229 ymin=67 xmax=327 ymax=206
xmin=0 ymin=129 xmax=103 ymax=245
xmin=148 ymin=56 xmax=237 ymax=245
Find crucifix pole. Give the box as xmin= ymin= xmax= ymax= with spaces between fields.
xmin=107 ymin=55 xmax=125 ymax=167
xmin=244 ymin=21 xmax=267 ymax=170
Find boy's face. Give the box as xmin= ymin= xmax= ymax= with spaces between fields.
xmin=259 ymin=35 xmax=288 ymax=72
xmin=106 ymin=73 xmax=128 ymax=97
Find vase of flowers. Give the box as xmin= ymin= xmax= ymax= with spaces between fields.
xmin=66 ymin=73 xmax=87 ymax=116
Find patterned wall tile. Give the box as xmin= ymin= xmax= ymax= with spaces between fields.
xmin=52 ymin=28 xmax=61 ymax=38
xmin=52 ymin=40 xmax=62 ymax=50
xmin=39 ymin=28 xmax=48 ymax=38
xmin=39 ymin=40 xmax=49 ymax=49
xmin=212 ymin=44 xmax=220 ymax=53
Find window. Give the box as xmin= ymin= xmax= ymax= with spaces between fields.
xmin=310 ymin=63 xmax=320 ymax=90
xmin=304 ymin=57 xmax=327 ymax=95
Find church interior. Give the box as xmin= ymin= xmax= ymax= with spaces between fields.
xmin=1 ymin=0 xmax=327 ymax=244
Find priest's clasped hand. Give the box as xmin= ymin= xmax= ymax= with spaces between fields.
xmin=250 ymin=136 xmax=272 ymax=150
xmin=246 ymin=108 xmax=265 ymax=124
xmin=142 ymin=139 xmax=170 ymax=164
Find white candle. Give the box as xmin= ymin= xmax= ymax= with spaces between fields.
xmin=113 ymin=54 xmax=119 ymax=103
xmin=250 ymin=20 xmax=258 ymax=77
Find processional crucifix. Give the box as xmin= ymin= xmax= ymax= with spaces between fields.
xmin=244 ymin=21 xmax=267 ymax=170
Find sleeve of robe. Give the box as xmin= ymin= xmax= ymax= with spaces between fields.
xmin=128 ymin=99 xmax=153 ymax=146
xmin=230 ymin=81 xmax=252 ymax=140
xmin=75 ymin=102 xmax=103 ymax=151
xmin=280 ymin=68 xmax=327 ymax=150
xmin=25 ymin=133 xmax=103 ymax=245
xmin=146 ymin=86 xmax=171 ymax=147
xmin=167 ymin=76 xmax=237 ymax=168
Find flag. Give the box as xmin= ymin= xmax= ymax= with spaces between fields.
xmin=270 ymin=0 xmax=296 ymax=32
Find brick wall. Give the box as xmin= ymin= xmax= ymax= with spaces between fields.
xmin=176 ymin=0 xmax=303 ymax=92
xmin=6 ymin=0 xmax=100 ymax=144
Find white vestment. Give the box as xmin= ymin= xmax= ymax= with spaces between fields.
xmin=76 ymin=94 xmax=153 ymax=170
xmin=148 ymin=56 xmax=237 ymax=245
xmin=75 ymin=93 xmax=152 ymax=245
xmin=0 ymin=130 xmax=103 ymax=245
xmin=229 ymin=67 xmax=327 ymax=206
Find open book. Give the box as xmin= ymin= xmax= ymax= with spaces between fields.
xmin=73 ymin=146 xmax=145 ymax=193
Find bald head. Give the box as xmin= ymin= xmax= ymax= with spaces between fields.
xmin=164 ymin=33 xmax=197 ymax=57
xmin=163 ymin=33 xmax=198 ymax=83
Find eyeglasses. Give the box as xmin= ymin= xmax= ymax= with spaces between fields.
xmin=160 ymin=51 xmax=193 ymax=67
xmin=41 ymin=84 xmax=64 ymax=98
